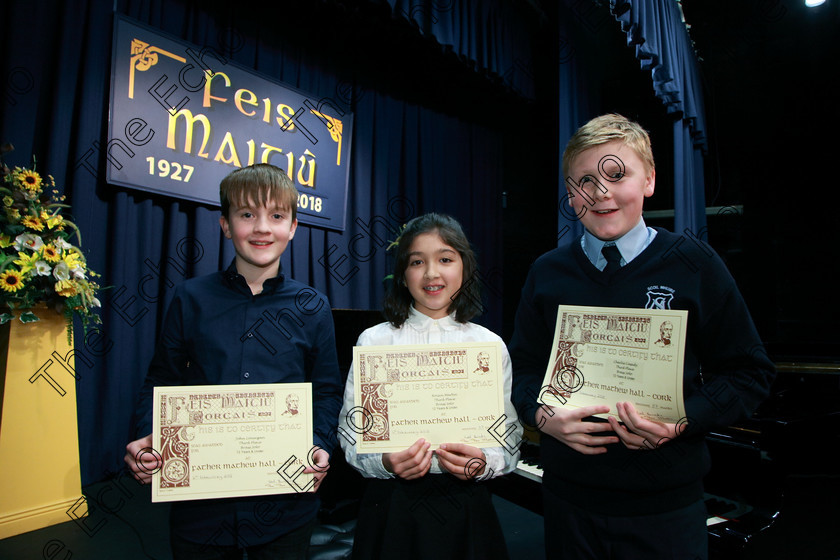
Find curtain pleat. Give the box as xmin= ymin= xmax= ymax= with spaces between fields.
xmin=610 ymin=0 xmax=708 ymax=237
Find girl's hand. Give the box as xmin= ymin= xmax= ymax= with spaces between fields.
xmin=536 ymin=404 xmax=619 ymax=454
xmin=382 ymin=438 xmax=432 ymax=480
xmin=435 ymin=443 xmax=487 ymax=480
xmin=607 ymin=401 xmax=686 ymax=451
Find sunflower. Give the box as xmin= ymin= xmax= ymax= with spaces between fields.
xmin=41 ymin=244 xmax=61 ymax=263
xmin=0 ymin=270 xmax=25 ymax=293
xmin=15 ymin=168 xmax=42 ymax=192
xmin=1 ymin=159 xmax=101 ymax=337
xmin=21 ymin=215 xmax=45 ymax=231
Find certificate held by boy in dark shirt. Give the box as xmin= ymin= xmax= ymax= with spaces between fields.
xmin=151 ymin=383 xmax=313 ymax=502
xmin=350 ymin=342 xmax=505 ymax=453
xmin=539 ymin=305 xmax=688 ymax=424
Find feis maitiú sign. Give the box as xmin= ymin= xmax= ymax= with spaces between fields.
xmin=107 ymin=16 xmax=352 ymax=231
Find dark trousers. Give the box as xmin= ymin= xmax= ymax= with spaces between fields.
xmin=170 ymin=518 xmax=315 ymax=560
xmin=543 ymin=484 xmax=708 ymax=560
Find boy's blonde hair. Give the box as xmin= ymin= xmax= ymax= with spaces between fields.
xmin=562 ymin=114 xmax=655 ymax=179
xmin=219 ymin=164 xmax=299 ymax=220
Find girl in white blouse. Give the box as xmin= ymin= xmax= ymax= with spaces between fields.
xmin=339 ymin=213 xmax=521 ymax=560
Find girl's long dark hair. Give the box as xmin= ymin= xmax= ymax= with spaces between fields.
xmin=382 ymin=213 xmax=482 ymax=328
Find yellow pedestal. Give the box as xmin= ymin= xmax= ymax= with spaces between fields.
xmin=0 ymin=311 xmax=84 ymax=539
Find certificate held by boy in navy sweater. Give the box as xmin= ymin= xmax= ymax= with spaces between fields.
xmin=539 ymin=305 xmax=687 ymax=424
xmin=151 ymin=383 xmax=314 ymax=502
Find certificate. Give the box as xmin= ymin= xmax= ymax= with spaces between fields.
xmin=351 ymin=342 xmax=505 ymax=453
xmin=538 ymin=305 xmax=688 ymax=423
xmin=151 ymin=383 xmax=313 ymax=502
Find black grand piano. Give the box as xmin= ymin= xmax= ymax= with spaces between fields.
xmin=490 ymin=351 xmax=840 ymax=559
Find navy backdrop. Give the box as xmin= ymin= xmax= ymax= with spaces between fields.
xmin=0 ymin=0 xmax=547 ymax=485
xmin=0 ymin=0 xmax=705 ymax=486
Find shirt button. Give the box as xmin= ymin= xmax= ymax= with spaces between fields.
xmin=243 ymin=372 xmax=250 ymax=378
xmin=247 ymin=333 xmax=253 ymax=338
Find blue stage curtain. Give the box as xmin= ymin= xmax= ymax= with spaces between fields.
xmin=0 ymin=0 xmax=535 ymax=484
xmin=555 ymin=0 xmax=595 ymax=247
xmin=387 ymin=0 xmax=537 ymax=99
xmin=610 ymin=0 xmax=708 ymax=238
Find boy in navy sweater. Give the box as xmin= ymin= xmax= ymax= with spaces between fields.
xmin=125 ymin=164 xmax=343 ymax=559
xmin=509 ymin=114 xmax=775 ymax=560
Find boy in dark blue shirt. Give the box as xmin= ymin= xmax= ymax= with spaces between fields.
xmin=125 ymin=164 xmax=343 ymax=559
xmin=510 ymin=114 xmax=775 ymax=560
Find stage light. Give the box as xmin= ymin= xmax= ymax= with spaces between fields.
xmin=805 ymin=0 xmax=826 ymax=7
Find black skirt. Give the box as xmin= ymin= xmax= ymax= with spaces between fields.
xmin=351 ymin=474 xmax=510 ymax=560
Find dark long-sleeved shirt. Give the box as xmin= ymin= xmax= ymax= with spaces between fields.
xmin=134 ymin=260 xmax=343 ymax=545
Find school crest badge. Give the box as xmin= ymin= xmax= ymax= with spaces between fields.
xmin=645 ymin=286 xmax=675 ymax=310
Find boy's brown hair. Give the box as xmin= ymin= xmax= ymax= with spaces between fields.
xmin=562 ymin=114 xmax=655 ymax=179
xmin=219 ymin=164 xmax=298 ymax=220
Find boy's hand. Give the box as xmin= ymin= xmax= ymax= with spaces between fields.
xmin=124 ymin=434 xmax=161 ymax=484
xmin=303 ymin=447 xmax=330 ymax=492
xmin=382 ymin=438 xmax=432 ymax=480
xmin=608 ymin=401 xmax=686 ymax=451
xmin=536 ymin=404 xmax=619 ymax=454
xmin=435 ymin=443 xmax=486 ymax=480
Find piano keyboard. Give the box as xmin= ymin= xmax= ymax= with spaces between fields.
xmin=514 ymin=442 xmax=543 ymax=483
xmin=514 ymin=458 xmax=543 ymax=483
xmin=512 ymin=458 xmax=752 ymax=527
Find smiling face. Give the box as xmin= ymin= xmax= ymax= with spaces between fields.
xmin=219 ymin=199 xmax=297 ymax=286
xmin=404 ymin=232 xmax=464 ymax=320
xmin=566 ymin=140 xmax=655 ymax=241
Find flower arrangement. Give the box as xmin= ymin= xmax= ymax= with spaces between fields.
xmin=0 ymin=144 xmax=101 ymax=337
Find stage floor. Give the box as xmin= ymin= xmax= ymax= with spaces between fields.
xmin=0 ymin=479 xmax=545 ymax=559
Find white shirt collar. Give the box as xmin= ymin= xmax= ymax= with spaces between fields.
xmin=405 ymin=305 xmax=460 ymax=331
xmin=582 ymin=218 xmax=652 ymax=269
